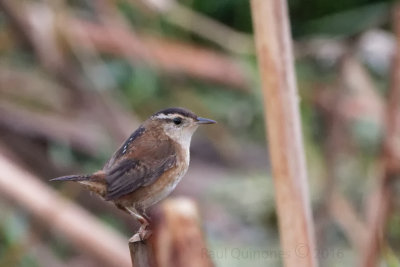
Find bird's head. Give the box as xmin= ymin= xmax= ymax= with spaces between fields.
xmin=148 ymin=107 xmax=216 ymax=147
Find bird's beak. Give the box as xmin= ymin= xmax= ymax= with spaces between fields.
xmin=196 ymin=117 xmax=217 ymax=124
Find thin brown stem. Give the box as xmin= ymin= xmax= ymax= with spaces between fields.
xmin=250 ymin=0 xmax=318 ymax=266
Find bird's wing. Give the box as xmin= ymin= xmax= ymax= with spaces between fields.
xmin=103 ymin=126 xmax=146 ymax=170
xmin=104 ymin=140 xmax=176 ymax=200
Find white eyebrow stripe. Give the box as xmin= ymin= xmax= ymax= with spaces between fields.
xmin=152 ymin=113 xmax=180 ymax=120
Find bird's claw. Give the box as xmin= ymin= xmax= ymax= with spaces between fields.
xmin=129 ymin=225 xmax=152 ymax=243
xmin=129 ymin=230 xmax=152 ymax=243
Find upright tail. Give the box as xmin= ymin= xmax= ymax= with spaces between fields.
xmin=50 ymin=174 xmax=90 ymax=182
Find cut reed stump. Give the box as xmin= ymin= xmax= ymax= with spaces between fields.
xmin=129 ymin=198 xmax=213 ymax=267
xmin=129 ymin=240 xmax=155 ymax=267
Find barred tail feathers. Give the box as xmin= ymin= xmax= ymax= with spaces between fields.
xmin=50 ymin=172 xmax=107 ymax=197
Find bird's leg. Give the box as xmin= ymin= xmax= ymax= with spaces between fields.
xmin=137 ymin=208 xmax=152 ymax=240
xmin=141 ymin=209 xmax=151 ymax=223
xmin=124 ymin=207 xmax=152 ymax=242
xmin=116 ymin=204 xmax=149 ymax=226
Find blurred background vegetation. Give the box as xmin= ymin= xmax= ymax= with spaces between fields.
xmin=0 ymin=0 xmax=399 ymax=266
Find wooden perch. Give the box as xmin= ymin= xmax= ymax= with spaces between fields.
xmin=250 ymin=1 xmax=317 ymax=266
xmin=130 ymin=198 xmax=213 ymax=267
xmin=0 ymin=151 xmax=131 ymax=267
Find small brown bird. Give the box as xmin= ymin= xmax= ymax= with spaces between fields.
xmin=51 ymin=107 xmax=216 ymax=241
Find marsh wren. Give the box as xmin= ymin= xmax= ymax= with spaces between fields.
xmin=51 ymin=107 xmax=216 ymax=241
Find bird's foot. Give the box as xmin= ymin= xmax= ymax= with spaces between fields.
xmin=129 ymin=229 xmax=152 ymax=243
xmin=129 ymin=224 xmax=152 ymax=243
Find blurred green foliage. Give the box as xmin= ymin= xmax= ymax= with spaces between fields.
xmin=182 ymin=0 xmax=393 ymax=37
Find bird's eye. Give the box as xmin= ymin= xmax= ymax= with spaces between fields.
xmin=173 ymin=117 xmax=182 ymax=125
